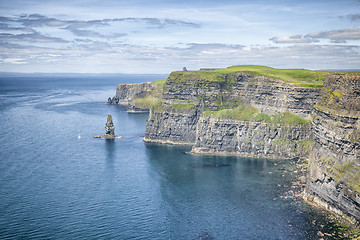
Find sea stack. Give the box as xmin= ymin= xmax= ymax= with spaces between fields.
xmin=105 ymin=114 xmax=115 ymax=136
xmin=94 ymin=114 xmax=122 ymax=139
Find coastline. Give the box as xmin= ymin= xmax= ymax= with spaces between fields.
xmin=190 ymin=147 xmax=304 ymax=160
xmin=143 ymin=137 xmax=193 ymax=146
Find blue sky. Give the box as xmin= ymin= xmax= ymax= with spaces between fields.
xmin=0 ymin=0 xmax=359 ymax=73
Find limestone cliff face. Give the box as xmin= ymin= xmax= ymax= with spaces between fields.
xmin=163 ymin=72 xmax=321 ymax=118
xmin=191 ymin=116 xmax=313 ymax=159
xmin=144 ymin=108 xmax=200 ymax=145
xmin=305 ymin=74 xmax=360 ymax=223
xmin=143 ymin=71 xmax=319 ymax=152
xmin=108 ymin=82 xmax=154 ymax=105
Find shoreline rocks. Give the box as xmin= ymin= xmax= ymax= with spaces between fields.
xmin=93 ymin=134 xmax=124 ymax=139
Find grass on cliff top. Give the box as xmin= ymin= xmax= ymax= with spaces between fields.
xmin=172 ymin=65 xmax=358 ymax=88
xmin=133 ymin=95 xmax=162 ymax=109
xmin=152 ymin=78 xmax=167 ymax=87
xmin=204 ymin=104 xmax=311 ymax=125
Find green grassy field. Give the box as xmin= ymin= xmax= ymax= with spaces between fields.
xmin=164 ymin=65 xmax=359 ymax=88
xmin=152 ymin=78 xmax=167 ymax=87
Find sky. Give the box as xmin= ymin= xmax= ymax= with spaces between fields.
xmin=0 ymin=0 xmax=359 ymax=74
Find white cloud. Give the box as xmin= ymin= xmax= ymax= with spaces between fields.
xmin=271 ymin=28 xmax=360 ymax=44
xmin=2 ymin=40 xmax=358 ymax=73
xmin=269 ymin=35 xmax=318 ymax=44
xmin=2 ymin=58 xmax=27 ymax=64
xmin=305 ymin=27 xmax=360 ymax=42
xmin=0 ymin=0 xmax=359 ymax=73
xmin=0 ymin=32 xmax=68 ymax=43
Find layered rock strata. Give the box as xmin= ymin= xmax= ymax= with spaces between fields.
xmin=191 ymin=116 xmax=313 ymax=159
xmin=144 ymin=108 xmax=200 ymax=145
xmin=108 ymin=82 xmax=154 ymax=105
xmin=144 ymin=72 xmax=319 ymax=152
xmin=305 ymin=74 xmax=360 ymax=223
xmin=162 ymin=72 xmax=321 ymax=119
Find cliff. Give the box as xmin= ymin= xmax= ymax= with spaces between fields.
xmin=108 ymin=79 xmax=166 ymax=112
xmin=163 ymin=71 xmax=321 ymax=119
xmin=191 ymin=115 xmax=313 ymax=159
xmin=144 ymin=67 xmax=321 ymax=159
xmin=144 ymin=107 xmax=200 ymax=145
xmin=304 ymin=74 xmax=360 ymax=223
xmin=108 ymin=82 xmax=155 ymax=106
xmin=111 ymin=65 xmax=360 ymax=224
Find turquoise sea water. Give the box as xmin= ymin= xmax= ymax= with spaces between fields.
xmin=0 ymin=75 xmax=337 ymax=239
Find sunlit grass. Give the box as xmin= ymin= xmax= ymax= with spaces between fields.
xmin=204 ymin=103 xmax=311 ymax=125
xmin=168 ymin=65 xmax=359 ymax=88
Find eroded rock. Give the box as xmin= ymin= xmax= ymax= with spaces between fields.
xmin=105 ymin=114 xmax=115 ymax=135
xmin=94 ymin=114 xmax=123 ymax=139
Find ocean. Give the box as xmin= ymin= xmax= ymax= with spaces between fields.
xmin=0 ymin=75 xmax=339 ymax=239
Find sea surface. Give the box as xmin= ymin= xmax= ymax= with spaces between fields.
xmin=0 ymin=74 xmax=339 ymax=239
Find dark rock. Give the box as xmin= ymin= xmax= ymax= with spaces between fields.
xmin=144 ymin=108 xmax=199 ymax=145
xmin=94 ymin=114 xmax=123 ymax=139
xmin=105 ymin=114 xmax=115 ymax=135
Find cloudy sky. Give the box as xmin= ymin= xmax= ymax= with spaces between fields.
xmin=0 ymin=0 xmax=359 ymax=73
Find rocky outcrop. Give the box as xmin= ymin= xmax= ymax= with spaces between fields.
xmin=94 ymin=114 xmax=123 ymax=139
xmin=105 ymin=114 xmax=115 ymax=135
xmin=191 ymin=116 xmax=313 ymax=159
xmin=305 ymin=74 xmax=360 ymax=223
xmin=144 ymin=108 xmax=200 ymax=145
xmin=108 ymin=82 xmax=154 ymax=105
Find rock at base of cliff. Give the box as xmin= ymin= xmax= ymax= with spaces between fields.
xmin=93 ymin=134 xmax=124 ymax=139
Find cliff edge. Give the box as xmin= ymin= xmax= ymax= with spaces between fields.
xmin=305 ymin=73 xmax=360 ymax=223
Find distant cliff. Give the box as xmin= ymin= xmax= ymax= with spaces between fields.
xmin=304 ymin=74 xmax=360 ymax=223
xmin=108 ymin=82 xmax=155 ymax=106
